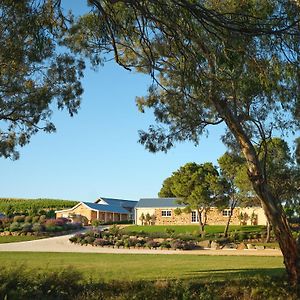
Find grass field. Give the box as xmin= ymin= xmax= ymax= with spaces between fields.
xmin=0 ymin=235 xmax=44 ymax=244
xmin=0 ymin=252 xmax=284 ymax=281
xmin=123 ymin=225 xmax=265 ymax=235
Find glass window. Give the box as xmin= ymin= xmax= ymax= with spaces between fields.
xmin=191 ymin=211 xmax=199 ymax=223
xmin=222 ymin=209 xmax=232 ymax=217
xmin=161 ymin=210 xmax=172 ymax=217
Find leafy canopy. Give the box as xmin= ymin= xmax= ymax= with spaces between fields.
xmin=0 ymin=0 xmax=84 ymax=159
xmin=159 ymin=162 xmax=229 ymax=210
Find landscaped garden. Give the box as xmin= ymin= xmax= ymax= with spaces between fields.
xmin=0 ymin=198 xmax=83 ymax=241
xmin=0 ymin=215 xmax=82 ymax=240
xmin=0 ymin=252 xmax=295 ymax=299
xmin=69 ymin=224 xmax=280 ymax=250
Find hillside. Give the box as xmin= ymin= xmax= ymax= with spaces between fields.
xmin=0 ymin=198 xmax=78 ymax=213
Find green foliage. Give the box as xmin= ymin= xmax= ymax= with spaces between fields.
xmin=0 ymin=265 xmax=296 ymax=300
xmin=0 ymin=0 xmax=85 ymax=159
xmin=0 ymin=198 xmax=78 ymax=214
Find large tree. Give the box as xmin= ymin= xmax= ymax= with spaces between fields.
xmin=159 ymin=162 xmax=229 ymax=234
xmin=0 ymin=0 xmax=84 ymax=159
xmin=66 ymin=1 xmax=300 ymax=285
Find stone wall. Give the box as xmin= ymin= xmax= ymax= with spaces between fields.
xmin=136 ymin=206 xmax=267 ymax=226
xmin=154 ymin=208 xmax=191 ymax=225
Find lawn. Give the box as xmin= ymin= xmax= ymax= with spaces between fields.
xmin=122 ymin=225 xmax=265 ymax=235
xmin=0 ymin=235 xmax=44 ymax=244
xmin=0 ymin=252 xmax=284 ymax=282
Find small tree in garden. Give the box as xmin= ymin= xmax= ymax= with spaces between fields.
xmin=139 ymin=213 xmax=145 ymax=226
xmin=150 ymin=214 xmax=156 ymax=225
xmin=159 ymin=162 xmax=229 ymax=235
xmin=145 ymin=213 xmax=151 ymax=225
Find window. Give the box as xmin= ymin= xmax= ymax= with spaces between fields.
xmin=222 ymin=209 xmax=232 ymax=217
xmin=161 ymin=210 xmax=172 ymax=217
xmin=191 ymin=211 xmax=199 ymax=223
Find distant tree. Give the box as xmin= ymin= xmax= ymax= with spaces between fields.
xmin=158 ymin=177 xmax=175 ymax=198
xmin=159 ymin=162 xmax=229 ymax=235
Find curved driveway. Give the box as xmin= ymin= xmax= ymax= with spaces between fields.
xmin=0 ymin=233 xmax=282 ymax=256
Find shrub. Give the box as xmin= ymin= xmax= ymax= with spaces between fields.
xmin=45 ymin=225 xmax=57 ymax=232
xmin=9 ymin=222 xmax=20 ymax=232
xmin=108 ymin=224 xmax=121 ymax=237
xmin=13 ymin=215 xmax=25 ymax=223
xmin=24 ymin=216 xmax=32 ymax=223
xmin=160 ymin=241 xmax=171 ymax=249
xmin=32 ymin=223 xmax=44 ymax=232
xmin=91 ymin=219 xmax=103 ymax=227
xmin=84 ymin=236 xmax=95 ymax=244
xmin=39 ymin=215 xmax=47 ymax=223
xmin=94 ymin=238 xmax=109 ymax=247
xmin=145 ymin=240 xmax=160 ymax=249
xmin=21 ymin=222 xmax=32 ymax=232
xmin=238 ymin=232 xmax=249 ymax=242
xmin=32 ymin=216 xmax=40 ymax=223
xmin=115 ymin=240 xmax=124 ymax=248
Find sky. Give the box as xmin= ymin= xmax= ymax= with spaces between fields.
xmin=0 ymin=58 xmax=226 ymax=202
xmin=1 ymin=1 xmax=286 ymax=203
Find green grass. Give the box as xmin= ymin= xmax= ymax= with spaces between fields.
xmin=0 ymin=235 xmax=44 ymax=243
xmin=123 ymin=225 xmax=265 ymax=235
xmin=0 ymin=252 xmax=284 ymax=282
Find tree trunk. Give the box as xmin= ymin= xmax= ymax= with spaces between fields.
xmin=212 ymin=98 xmax=300 ymax=286
xmin=224 ymin=203 xmax=236 ymax=237
xmin=197 ymin=208 xmax=205 ymax=236
xmin=265 ymin=221 xmax=271 ymax=243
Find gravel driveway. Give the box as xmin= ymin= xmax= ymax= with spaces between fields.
xmin=0 ymin=232 xmax=282 ymax=256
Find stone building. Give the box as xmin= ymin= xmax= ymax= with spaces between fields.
xmin=135 ymin=198 xmax=267 ymax=226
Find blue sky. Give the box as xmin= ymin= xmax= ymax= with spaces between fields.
xmin=0 ymin=57 xmax=226 ymax=201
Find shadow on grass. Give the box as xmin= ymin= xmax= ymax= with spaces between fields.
xmin=186 ymin=267 xmax=285 ymax=281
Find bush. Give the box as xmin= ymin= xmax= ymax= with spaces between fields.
xmin=21 ymin=222 xmax=32 ymax=232
xmin=39 ymin=215 xmax=47 ymax=223
xmin=108 ymin=224 xmax=121 ymax=237
xmin=24 ymin=216 xmax=32 ymax=223
xmin=45 ymin=225 xmax=57 ymax=232
xmin=115 ymin=240 xmax=124 ymax=248
xmin=91 ymin=219 xmax=103 ymax=227
xmin=32 ymin=216 xmax=40 ymax=223
xmin=84 ymin=236 xmax=95 ymax=244
xmin=69 ymin=233 xmax=85 ymax=244
xmin=32 ymin=223 xmax=44 ymax=232
xmin=145 ymin=240 xmax=160 ymax=249
xmin=94 ymin=238 xmax=110 ymax=247
xmin=9 ymin=222 xmax=20 ymax=232
xmin=13 ymin=215 xmax=25 ymax=223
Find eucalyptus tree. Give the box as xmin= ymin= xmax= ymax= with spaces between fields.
xmin=0 ymin=0 xmax=84 ymax=159
xmin=66 ymin=1 xmax=300 ymax=284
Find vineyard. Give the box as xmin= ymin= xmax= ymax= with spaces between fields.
xmin=0 ymin=198 xmax=78 ymax=214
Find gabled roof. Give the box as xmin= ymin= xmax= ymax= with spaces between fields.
xmin=95 ymin=197 xmax=137 ymax=208
xmin=82 ymin=202 xmax=129 ymax=214
xmin=135 ymin=198 xmax=186 ymax=208
xmin=55 ymin=201 xmax=129 ymax=214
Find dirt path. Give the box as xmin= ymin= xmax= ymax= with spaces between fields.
xmin=0 ymin=233 xmax=282 ymax=256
